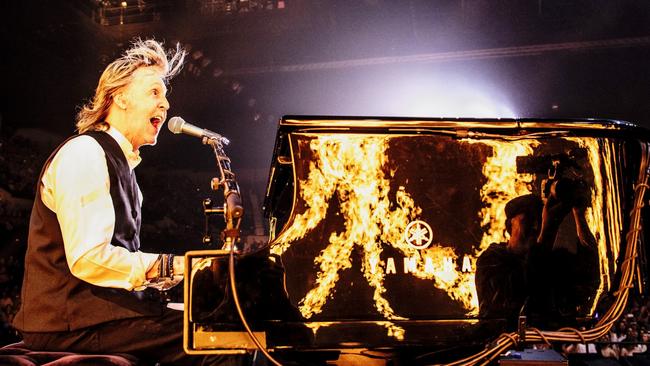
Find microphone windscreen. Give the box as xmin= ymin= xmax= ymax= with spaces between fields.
xmin=168 ymin=116 xmax=185 ymax=134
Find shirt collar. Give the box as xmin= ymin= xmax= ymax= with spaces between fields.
xmin=106 ymin=127 xmax=142 ymax=170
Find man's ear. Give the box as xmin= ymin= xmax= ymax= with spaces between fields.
xmin=113 ymin=92 xmax=128 ymax=110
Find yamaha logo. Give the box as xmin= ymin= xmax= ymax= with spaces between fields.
xmin=404 ymin=220 xmax=433 ymax=250
xmin=367 ymin=219 xmax=473 ymax=275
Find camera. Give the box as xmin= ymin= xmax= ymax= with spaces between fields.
xmin=516 ymin=148 xmax=587 ymax=176
xmin=516 ymin=148 xmax=590 ymax=207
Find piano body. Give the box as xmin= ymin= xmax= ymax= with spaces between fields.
xmin=184 ymin=116 xmax=650 ymax=363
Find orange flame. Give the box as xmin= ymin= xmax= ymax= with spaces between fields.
xmin=271 ymin=134 xmax=480 ymax=339
xmin=602 ymin=141 xmax=623 ymax=275
xmin=462 ymin=139 xmax=538 ymax=254
xmin=270 ymin=134 xmax=616 ymax=339
xmin=567 ymin=137 xmax=622 ymax=314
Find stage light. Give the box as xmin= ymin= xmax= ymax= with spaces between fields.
xmin=356 ymin=71 xmax=518 ymax=118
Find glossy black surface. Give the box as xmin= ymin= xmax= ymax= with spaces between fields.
xmin=189 ymin=118 xmax=648 ymax=351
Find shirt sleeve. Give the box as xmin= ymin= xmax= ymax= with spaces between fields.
xmin=42 ymin=136 xmax=159 ymax=290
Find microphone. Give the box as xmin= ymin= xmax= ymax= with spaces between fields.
xmin=167 ymin=116 xmax=229 ymax=145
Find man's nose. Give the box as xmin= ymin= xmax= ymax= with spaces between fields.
xmin=160 ymin=96 xmax=170 ymax=110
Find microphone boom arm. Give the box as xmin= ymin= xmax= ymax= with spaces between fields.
xmin=205 ymin=136 xmax=244 ymax=249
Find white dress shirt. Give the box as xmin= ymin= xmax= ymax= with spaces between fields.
xmin=40 ymin=127 xmax=159 ymax=290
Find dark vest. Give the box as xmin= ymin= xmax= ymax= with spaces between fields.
xmin=14 ymin=131 xmax=162 ymax=332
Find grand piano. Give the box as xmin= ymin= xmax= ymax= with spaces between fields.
xmin=183 ymin=116 xmax=650 ymax=364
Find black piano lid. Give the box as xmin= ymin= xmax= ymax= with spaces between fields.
xmin=263 ymin=115 xmax=648 ymax=217
xmin=277 ymin=115 xmax=641 ymax=132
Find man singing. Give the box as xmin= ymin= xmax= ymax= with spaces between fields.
xmin=14 ymin=39 xmax=242 ymax=365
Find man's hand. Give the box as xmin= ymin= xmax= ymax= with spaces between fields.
xmin=143 ymin=254 xmax=184 ymax=291
xmin=146 ymin=256 xmax=161 ymax=281
xmin=573 ymin=207 xmax=597 ymax=247
xmin=537 ymin=194 xmax=572 ymax=247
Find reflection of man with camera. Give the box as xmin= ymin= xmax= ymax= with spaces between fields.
xmin=476 ymin=174 xmax=598 ymax=327
xmin=475 ymin=194 xmax=542 ymax=322
xmin=529 ymin=177 xmax=598 ymax=323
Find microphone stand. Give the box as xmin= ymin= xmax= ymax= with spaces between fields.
xmin=202 ymin=136 xmax=244 ymax=250
xmin=201 ymin=136 xmax=283 ymax=365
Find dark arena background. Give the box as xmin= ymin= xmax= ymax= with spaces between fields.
xmin=1 ymin=1 xmax=649 ymax=365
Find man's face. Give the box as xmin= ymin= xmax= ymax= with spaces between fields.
xmin=119 ymin=66 xmax=169 ymax=150
xmin=508 ymin=212 xmax=540 ymax=254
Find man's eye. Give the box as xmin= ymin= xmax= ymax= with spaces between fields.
xmin=152 ymin=89 xmax=159 ymax=96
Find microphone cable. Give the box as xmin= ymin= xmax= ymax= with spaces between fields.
xmin=227 ymin=225 xmax=284 ymax=366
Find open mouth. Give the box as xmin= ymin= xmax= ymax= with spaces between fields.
xmin=150 ymin=116 xmax=163 ymax=130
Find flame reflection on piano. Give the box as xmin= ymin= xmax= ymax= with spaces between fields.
xmin=268 ymin=131 xmax=621 ymax=340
